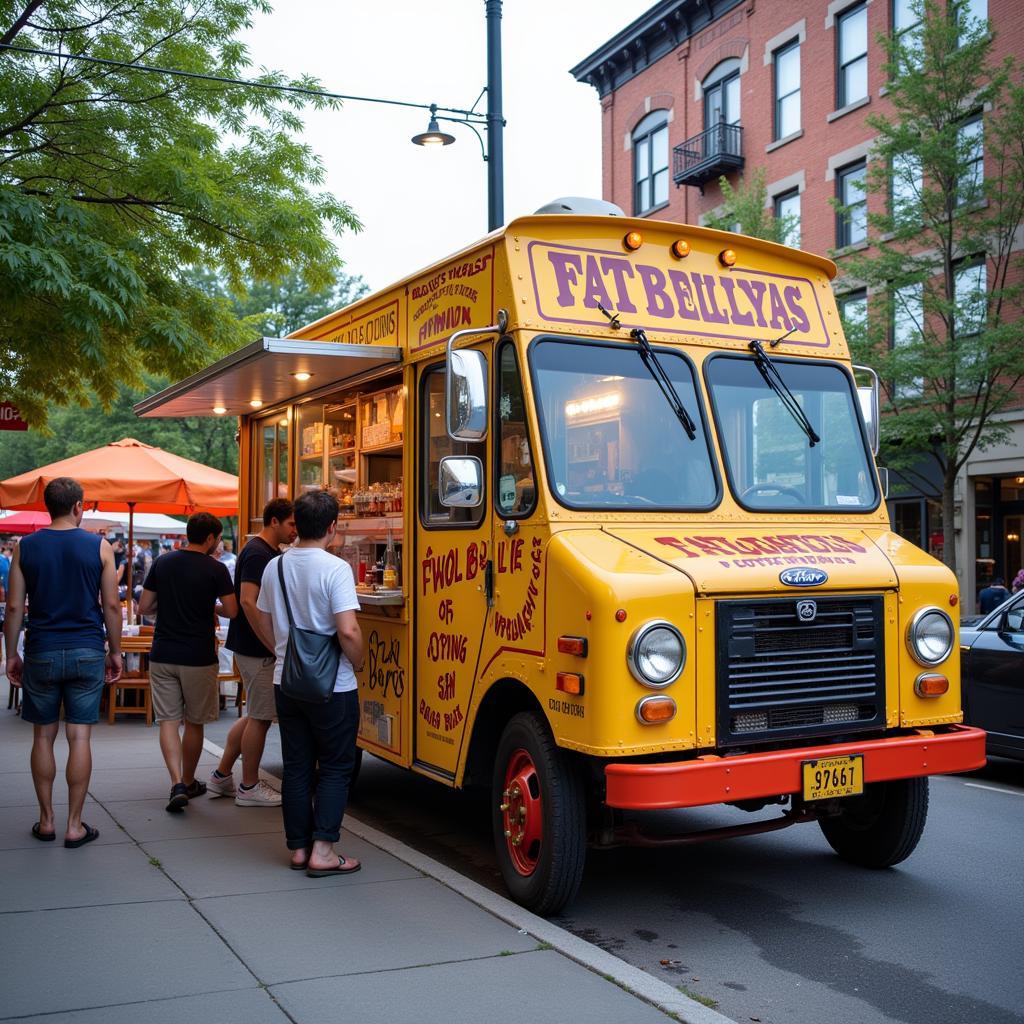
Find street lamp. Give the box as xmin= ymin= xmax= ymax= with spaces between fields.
xmin=411 ymin=1 xmax=504 ymax=231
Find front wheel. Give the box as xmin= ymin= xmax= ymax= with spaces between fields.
xmin=818 ymin=777 xmax=929 ymax=868
xmin=492 ymin=712 xmax=586 ymax=915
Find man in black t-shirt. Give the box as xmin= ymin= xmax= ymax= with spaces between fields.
xmin=208 ymin=499 xmax=296 ymax=806
xmin=138 ymin=513 xmax=238 ymax=812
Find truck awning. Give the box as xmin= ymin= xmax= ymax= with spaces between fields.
xmin=134 ymin=338 xmax=402 ymax=418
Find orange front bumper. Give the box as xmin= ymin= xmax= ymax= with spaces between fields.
xmin=604 ymin=725 xmax=987 ymax=810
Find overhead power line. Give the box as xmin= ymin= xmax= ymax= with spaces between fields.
xmin=0 ymin=42 xmax=488 ymax=122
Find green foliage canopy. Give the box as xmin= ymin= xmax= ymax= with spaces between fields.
xmin=0 ymin=0 xmax=359 ymax=426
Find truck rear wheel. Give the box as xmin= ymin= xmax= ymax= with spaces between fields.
xmin=818 ymin=777 xmax=929 ymax=868
xmin=492 ymin=712 xmax=586 ymax=915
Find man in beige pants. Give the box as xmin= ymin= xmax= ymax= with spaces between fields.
xmin=208 ymin=499 xmax=296 ymax=805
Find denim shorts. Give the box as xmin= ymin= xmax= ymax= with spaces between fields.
xmin=21 ymin=647 xmax=107 ymax=725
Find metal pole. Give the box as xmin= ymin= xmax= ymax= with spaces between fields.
xmin=485 ymin=0 xmax=504 ymax=231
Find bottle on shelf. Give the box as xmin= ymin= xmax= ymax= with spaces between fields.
xmin=383 ymin=526 xmax=398 ymax=590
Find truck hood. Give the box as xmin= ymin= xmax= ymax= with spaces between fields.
xmin=603 ymin=526 xmax=898 ymax=596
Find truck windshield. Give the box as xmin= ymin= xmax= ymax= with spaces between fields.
xmin=530 ymin=338 xmax=718 ymax=510
xmin=705 ymin=354 xmax=878 ymax=511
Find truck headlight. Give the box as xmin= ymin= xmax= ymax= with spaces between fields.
xmin=627 ymin=621 xmax=685 ymax=687
xmin=906 ymin=607 xmax=954 ymax=666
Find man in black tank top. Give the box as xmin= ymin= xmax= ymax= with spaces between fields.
xmin=4 ymin=477 xmax=123 ymax=848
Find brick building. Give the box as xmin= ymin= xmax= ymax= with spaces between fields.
xmin=571 ymin=0 xmax=1024 ymax=609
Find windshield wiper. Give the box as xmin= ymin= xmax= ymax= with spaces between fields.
xmin=630 ymin=328 xmax=696 ymax=441
xmin=748 ymin=339 xmax=820 ymax=448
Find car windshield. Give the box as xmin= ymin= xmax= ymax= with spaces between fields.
xmin=705 ymin=354 xmax=878 ymax=511
xmin=530 ymin=338 xmax=718 ymax=510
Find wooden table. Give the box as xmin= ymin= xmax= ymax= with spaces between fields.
xmin=110 ymin=634 xmax=153 ymax=725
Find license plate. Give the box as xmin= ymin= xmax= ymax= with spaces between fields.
xmin=801 ymin=754 xmax=864 ymax=801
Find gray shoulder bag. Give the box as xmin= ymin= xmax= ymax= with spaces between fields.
xmin=277 ymin=556 xmax=340 ymax=703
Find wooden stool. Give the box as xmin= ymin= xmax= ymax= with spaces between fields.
xmin=108 ymin=677 xmax=152 ymax=725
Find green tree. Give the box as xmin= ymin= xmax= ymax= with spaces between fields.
xmin=231 ymin=269 xmax=369 ymax=337
xmin=0 ymin=1 xmax=359 ymax=427
xmin=837 ymin=0 xmax=1024 ymax=574
xmin=705 ymin=167 xmax=798 ymax=244
xmin=0 ymin=375 xmax=239 ymax=479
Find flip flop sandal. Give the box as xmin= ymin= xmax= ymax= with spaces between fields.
xmin=306 ymin=855 xmax=361 ymax=878
xmin=64 ymin=824 xmax=99 ymax=849
xmin=31 ymin=822 xmax=56 ymax=842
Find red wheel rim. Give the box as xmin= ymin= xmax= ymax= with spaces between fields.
xmin=500 ymin=747 xmax=543 ymax=875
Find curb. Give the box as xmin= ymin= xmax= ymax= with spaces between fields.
xmin=203 ymin=738 xmax=736 ymax=1024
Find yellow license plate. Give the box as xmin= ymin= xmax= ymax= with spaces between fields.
xmin=801 ymin=754 xmax=864 ymax=801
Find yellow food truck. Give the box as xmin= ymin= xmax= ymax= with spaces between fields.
xmin=139 ymin=203 xmax=986 ymax=914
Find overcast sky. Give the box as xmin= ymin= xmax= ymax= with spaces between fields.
xmin=242 ymin=1 xmax=653 ymax=291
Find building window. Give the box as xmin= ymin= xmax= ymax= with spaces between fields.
xmin=773 ymin=39 xmax=800 ymax=140
xmin=703 ymin=58 xmax=741 ymax=130
xmin=892 ymin=282 xmax=924 ymax=398
xmin=957 ymin=116 xmax=984 ymax=206
xmin=837 ymin=4 xmax=868 ymax=108
xmin=891 ymin=152 xmax=922 ymax=220
xmin=774 ymin=189 xmax=801 ymax=247
xmin=633 ymin=111 xmax=669 ymax=216
xmin=954 ymin=259 xmax=987 ymax=337
xmin=957 ymin=0 xmax=988 ymax=43
xmin=838 ymin=289 xmax=868 ymax=345
xmin=892 ymin=0 xmax=924 ymax=67
xmin=837 ymin=160 xmax=867 ymax=247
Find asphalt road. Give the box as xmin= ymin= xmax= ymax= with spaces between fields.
xmin=206 ymin=712 xmax=1024 ymax=1024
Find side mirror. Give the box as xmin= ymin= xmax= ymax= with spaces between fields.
xmin=447 ymin=348 xmax=488 ymax=441
xmin=853 ymin=364 xmax=880 ymax=456
xmin=439 ymin=456 xmax=483 ymax=507
xmin=876 ymin=466 xmax=890 ymax=499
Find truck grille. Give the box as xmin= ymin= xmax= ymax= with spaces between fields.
xmin=715 ymin=596 xmax=885 ymax=747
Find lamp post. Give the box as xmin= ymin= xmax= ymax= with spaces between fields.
xmin=411 ymin=0 xmax=504 ymax=231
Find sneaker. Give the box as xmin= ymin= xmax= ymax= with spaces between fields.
xmin=166 ymin=782 xmax=189 ymax=813
xmin=207 ymin=770 xmax=237 ymax=798
xmin=184 ymin=779 xmax=207 ymax=799
xmin=235 ymin=780 xmax=282 ymax=807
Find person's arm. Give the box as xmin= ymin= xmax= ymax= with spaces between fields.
xmin=98 ymin=539 xmax=123 ymax=683
xmin=334 ymin=609 xmax=364 ymax=672
xmin=257 ymin=609 xmax=277 ymax=654
xmin=213 ymin=561 xmax=238 ymax=619
xmin=240 ymin=581 xmax=276 ymax=652
xmin=216 ymin=592 xmax=239 ymax=619
xmin=137 ymin=588 xmax=158 ymax=617
xmin=2 ymin=548 xmax=26 ymax=685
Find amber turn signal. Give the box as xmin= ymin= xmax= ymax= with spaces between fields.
xmin=557 ymin=636 xmax=588 ymax=657
xmin=718 ymin=248 xmax=737 ymax=267
xmin=914 ymin=673 xmax=949 ymax=697
xmin=636 ymin=695 xmax=676 ymax=724
xmin=556 ymin=672 xmax=584 ymax=696
xmin=623 ymin=230 xmax=643 ymax=251
xmin=670 ymin=239 xmax=691 ymax=259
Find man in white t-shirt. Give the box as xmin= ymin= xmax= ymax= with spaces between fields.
xmin=256 ymin=490 xmax=364 ymax=877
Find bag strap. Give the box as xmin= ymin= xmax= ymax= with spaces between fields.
xmin=277 ymin=555 xmax=295 ymax=629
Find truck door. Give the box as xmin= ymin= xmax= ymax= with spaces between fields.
xmin=414 ymin=359 xmax=491 ymax=779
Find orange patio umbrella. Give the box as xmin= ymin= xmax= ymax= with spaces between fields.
xmin=0 ymin=438 xmax=238 ymax=617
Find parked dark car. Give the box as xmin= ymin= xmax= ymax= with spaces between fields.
xmin=960 ymin=590 xmax=1024 ymax=759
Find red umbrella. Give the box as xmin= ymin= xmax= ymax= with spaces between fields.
xmin=0 ymin=511 xmax=51 ymax=534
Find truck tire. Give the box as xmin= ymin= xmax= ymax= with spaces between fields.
xmin=818 ymin=777 xmax=929 ymax=868
xmin=492 ymin=712 xmax=586 ymax=915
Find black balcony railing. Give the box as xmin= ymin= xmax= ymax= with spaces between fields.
xmin=673 ymin=121 xmax=744 ymax=189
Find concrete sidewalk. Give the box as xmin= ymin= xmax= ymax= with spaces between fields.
xmin=0 ymin=707 xmax=725 ymax=1024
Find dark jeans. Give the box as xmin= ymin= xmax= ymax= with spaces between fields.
xmin=21 ymin=646 xmax=106 ymax=725
xmin=274 ymin=686 xmax=359 ymax=849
